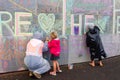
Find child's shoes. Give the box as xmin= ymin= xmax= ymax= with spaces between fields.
xmin=50 ymin=72 xmax=56 ymax=76
xmin=57 ymin=70 xmax=62 ymax=73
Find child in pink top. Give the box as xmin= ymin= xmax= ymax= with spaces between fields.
xmin=48 ymin=32 xmax=62 ymax=76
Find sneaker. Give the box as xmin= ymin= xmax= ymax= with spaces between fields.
xmin=33 ymin=72 xmax=41 ymax=79
xmin=57 ymin=70 xmax=62 ymax=73
xmin=50 ymin=72 xmax=56 ymax=76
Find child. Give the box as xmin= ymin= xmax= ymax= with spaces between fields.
xmin=42 ymin=37 xmax=50 ymax=61
xmin=48 ymin=32 xmax=62 ymax=76
xmin=86 ymin=26 xmax=106 ymax=67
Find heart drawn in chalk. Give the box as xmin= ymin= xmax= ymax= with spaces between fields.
xmin=38 ymin=13 xmax=55 ymax=33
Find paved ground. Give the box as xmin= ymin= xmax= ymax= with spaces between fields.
xmin=0 ymin=55 xmax=120 ymax=80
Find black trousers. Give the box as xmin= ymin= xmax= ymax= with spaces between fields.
xmin=89 ymin=48 xmax=102 ymax=61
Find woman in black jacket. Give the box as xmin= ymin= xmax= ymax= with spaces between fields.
xmin=86 ymin=25 xmax=106 ymax=67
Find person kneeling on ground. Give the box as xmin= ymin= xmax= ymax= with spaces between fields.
xmin=24 ymin=31 xmax=51 ymax=79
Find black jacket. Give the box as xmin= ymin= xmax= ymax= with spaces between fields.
xmin=86 ymin=26 xmax=107 ymax=58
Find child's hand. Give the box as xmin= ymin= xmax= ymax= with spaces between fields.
xmin=46 ymin=37 xmax=50 ymax=41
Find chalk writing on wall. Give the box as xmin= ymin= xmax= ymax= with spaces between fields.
xmin=0 ymin=0 xmax=63 ymax=73
xmin=84 ymin=15 xmax=110 ymax=33
xmin=72 ymin=0 xmax=113 ymax=15
xmin=1 ymin=0 xmax=120 ymax=74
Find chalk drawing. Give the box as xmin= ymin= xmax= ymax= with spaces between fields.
xmin=115 ymin=0 xmax=120 ymax=9
xmin=38 ymin=13 xmax=55 ymax=33
xmin=117 ymin=16 xmax=120 ymax=33
xmin=9 ymin=0 xmax=36 ymax=15
xmin=53 ymin=19 xmax=62 ymax=35
xmin=0 ymin=0 xmax=63 ymax=73
xmin=74 ymin=26 xmax=79 ymax=35
xmin=0 ymin=11 xmax=14 ymax=36
xmin=0 ymin=0 xmax=120 ymax=73
xmin=15 ymin=12 xmax=32 ymax=35
xmin=72 ymin=0 xmax=112 ymax=15
xmin=94 ymin=16 xmax=110 ymax=33
xmin=66 ymin=0 xmax=74 ymax=12
xmin=51 ymin=0 xmax=59 ymax=2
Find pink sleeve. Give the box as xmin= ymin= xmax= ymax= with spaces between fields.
xmin=48 ymin=41 xmax=52 ymax=48
xmin=48 ymin=40 xmax=58 ymax=48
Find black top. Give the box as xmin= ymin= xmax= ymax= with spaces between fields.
xmin=86 ymin=26 xmax=107 ymax=58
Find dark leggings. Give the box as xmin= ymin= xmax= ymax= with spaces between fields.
xmin=90 ymin=48 xmax=102 ymax=61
